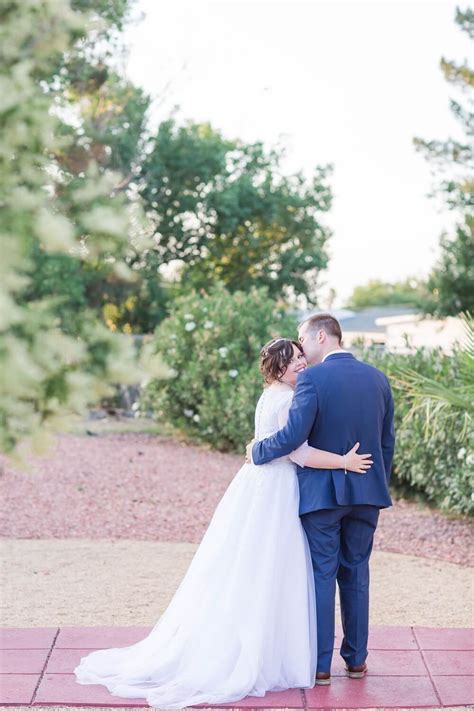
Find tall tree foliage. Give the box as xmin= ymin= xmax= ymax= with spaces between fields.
xmin=139 ymin=119 xmax=333 ymax=304
xmin=414 ymin=7 xmax=474 ymax=316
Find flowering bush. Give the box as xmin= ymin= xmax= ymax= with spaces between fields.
xmin=142 ymin=285 xmax=296 ymax=451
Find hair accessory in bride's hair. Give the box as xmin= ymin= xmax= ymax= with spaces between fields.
xmin=261 ymin=337 xmax=288 ymax=356
xmin=268 ymin=337 xmax=286 ymax=346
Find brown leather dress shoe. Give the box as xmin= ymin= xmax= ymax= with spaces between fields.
xmin=345 ymin=662 xmax=368 ymax=678
xmin=315 ymin=671 xmax=331 ymax=685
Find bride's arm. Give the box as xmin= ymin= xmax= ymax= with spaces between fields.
xmin=278 ymin=399 xmax=373 ymax=474
xmin=300 ymin=443 xmax=372 ymax=473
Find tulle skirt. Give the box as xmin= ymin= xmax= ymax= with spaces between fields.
xmin=74 ymin=459 xmax=317 ymax=708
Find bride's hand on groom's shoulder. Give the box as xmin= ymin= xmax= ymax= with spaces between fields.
xmin=245 ymin=439 xmax=256 ymax=463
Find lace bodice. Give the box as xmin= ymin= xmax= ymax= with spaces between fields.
xmin=254 ymin=382 xmax=310 ymax=467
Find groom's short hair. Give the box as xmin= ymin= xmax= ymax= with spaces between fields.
xmin=298 ymin=313 xmax=342 ymax=344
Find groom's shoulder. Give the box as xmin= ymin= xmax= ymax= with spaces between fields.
xmin=356 ymin=357 xmax=392 ymax=388
xmin=296 ymin=366 xmax=322 ymax=390
xmin=300 ymin=362 xmax=331 ymax=387
xmin=314 ymin=355 xmax=391 ymax=388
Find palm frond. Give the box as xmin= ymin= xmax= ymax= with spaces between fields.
xmin=393 ymin=311 xmax=474 ymax=441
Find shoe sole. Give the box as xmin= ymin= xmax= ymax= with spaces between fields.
xmin=315 ymin=678 xmax=331 ymax=685
xmin=345 ymin=669 xmax=367 ymax=678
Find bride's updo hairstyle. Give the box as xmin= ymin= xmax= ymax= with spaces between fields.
xmin=260 ymin=337 xmax=303 ymax=384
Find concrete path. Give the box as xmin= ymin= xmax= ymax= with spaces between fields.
xmin=2 ymin=540 xmax=472 ymax=628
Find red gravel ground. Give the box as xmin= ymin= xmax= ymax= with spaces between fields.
xmin=0 ymin=432 xmax=472 ymax=566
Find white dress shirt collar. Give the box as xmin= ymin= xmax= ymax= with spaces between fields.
xmin=322 ymin=349 xmax=350 ymax=362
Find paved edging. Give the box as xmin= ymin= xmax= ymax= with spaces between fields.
xmin=0 ymin=626 xmax=473 ymax=708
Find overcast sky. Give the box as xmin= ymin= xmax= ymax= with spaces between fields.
xmin=123 ymin=0 xmax=469 ymax=306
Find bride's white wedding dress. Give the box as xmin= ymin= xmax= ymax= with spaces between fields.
xmin=74 ymin=381 xmax=317 ymax=708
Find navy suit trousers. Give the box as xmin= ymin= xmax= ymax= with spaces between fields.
xmin=300 ymin=505 xmax=380 ymax=672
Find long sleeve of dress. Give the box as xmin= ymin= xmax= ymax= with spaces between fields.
xmin=277 ymin=396 xmax=310 ymax=467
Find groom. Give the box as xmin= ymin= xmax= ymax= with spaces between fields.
xmin=250 ymin=313 xmax=395 ymax=684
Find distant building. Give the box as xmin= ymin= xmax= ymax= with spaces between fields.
xmin=298 ymin=306 xmax=466 ymax=354
xmin=376 ymin=313 xmax=466 ymax=354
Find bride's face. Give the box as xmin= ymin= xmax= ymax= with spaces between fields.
xmin=280 ymin=344 xmax=307 ymax=387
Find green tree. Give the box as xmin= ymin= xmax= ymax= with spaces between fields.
xmin=345 ymin=278 xmax=426 ymax=310
xmin=426 ymin=220 xmax=474 ymax=316
xmin=139 ymin=119 xmax=332 ymax=303
xmin=0 ymin=0 xmax=158 ymax=455
xmin=414 ymin=7 xmax=474 ymax=316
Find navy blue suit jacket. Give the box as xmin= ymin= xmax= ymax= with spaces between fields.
xmin=252 ymin=352 xmax=395 ymax=514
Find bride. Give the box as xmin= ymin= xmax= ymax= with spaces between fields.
xmin=74 ymin=337 xmax=372 ymax=709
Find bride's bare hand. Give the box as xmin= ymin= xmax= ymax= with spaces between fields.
xmin=345 ymin=442 xmax=373 ymax=474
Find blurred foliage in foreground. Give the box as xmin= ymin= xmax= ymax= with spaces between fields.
xmin=0 ymin=0 xmax=161 ymax=457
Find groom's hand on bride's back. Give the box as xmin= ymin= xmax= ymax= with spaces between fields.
xmin=245 ymin=439 xmax=256 ymax=463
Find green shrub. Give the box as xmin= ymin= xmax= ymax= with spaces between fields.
xmin=360 ymin=342 xmax=473 ymax=516
xmin=142 ymin=285 xmax=296 ymax=452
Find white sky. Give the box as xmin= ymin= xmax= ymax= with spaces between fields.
xmin=123 ymin=0 xmax=469 ymax=306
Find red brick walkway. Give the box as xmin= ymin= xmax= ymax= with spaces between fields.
xmin=1 ymin=625 xmax=472 ymax=708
